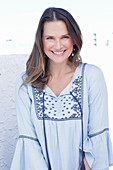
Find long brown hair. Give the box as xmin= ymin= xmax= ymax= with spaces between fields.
xmin=22 ymin=7 xmax=83 ymax=90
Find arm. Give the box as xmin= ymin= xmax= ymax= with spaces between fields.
xmin=79 ymin=65 xmax=113 ymax=169
xmin=85 ymin=65 xmax=113 ymax=169
xmin=10 ymin=73 xmax=48 ymax=170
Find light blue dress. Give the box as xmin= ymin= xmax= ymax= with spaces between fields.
xmin=10 ymin=63 xmax=113 ymax=170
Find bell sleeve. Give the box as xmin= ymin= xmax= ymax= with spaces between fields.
xmin=10 ymin=73 xmax=48 ymax=170
xmin=80 ymin=65 xmax=113 ymax=169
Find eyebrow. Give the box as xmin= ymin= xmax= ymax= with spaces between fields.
xmin=44 ymin=34 xmax=70 ymax=37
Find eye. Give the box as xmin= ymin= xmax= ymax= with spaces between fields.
xmin=46 ymin=37 xmax=53 ymax=40
xmin=63 ymin=36 xmax=70 ymax=39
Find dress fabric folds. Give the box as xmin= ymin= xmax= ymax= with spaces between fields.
xmin=10 ymin=63 xmax=113 ymax=170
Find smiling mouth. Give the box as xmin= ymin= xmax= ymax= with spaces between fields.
xmin=51 ymin=50 xmax=66 ymax=55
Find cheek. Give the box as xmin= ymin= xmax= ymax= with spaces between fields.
xmin=63 ymin=40 xmax=73 ymax=48
xmin=43 ymin=41 xmax=54 ymax=50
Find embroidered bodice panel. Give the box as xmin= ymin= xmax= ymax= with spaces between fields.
xmin=32 ymin=76 xmax=83 ymax=121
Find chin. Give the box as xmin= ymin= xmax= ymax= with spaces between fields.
xmin=53 ymin=58 xmax=69 ymax=64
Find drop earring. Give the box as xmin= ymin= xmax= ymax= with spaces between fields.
xmin=44 ymin=53 xmax=46 ymax=58
xmin=71 ymin=48 xmax=75 ymax=57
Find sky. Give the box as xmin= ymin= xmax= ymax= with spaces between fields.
xmin=0 ymin=0 xmax=113 ymax=54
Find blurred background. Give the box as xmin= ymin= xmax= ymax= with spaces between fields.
xmin=0 ymin=0 xmax=113 ymax=169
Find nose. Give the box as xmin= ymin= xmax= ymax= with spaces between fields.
xmin=54 ymin=39 xmax=62 ymax=50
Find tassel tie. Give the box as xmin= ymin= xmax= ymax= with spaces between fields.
xmin=80 ymin=63 xmax=87 ymax=170
xmin=80 ymin=63 xmax=87 ymax=169
xmin=70 ymin=92 xmax=85 ymax=170
xmin=42 ymin=92 xmax=52 ymax=170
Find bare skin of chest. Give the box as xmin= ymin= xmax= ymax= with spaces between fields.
xmin=46 ymin=71 xmax=75 ymax=97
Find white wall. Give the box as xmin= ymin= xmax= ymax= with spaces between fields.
xmin=0 ymin=53 xmax=113 ymax=169
xmin=0 ymin=54 xmax=28 ymax=170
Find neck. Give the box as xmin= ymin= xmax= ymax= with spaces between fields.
xmin=47 ymin=60 xmax=75 ymax=79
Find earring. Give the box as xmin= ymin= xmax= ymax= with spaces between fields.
xmin=71 ymin=48 xmax=75 ymax=57
xmin=44 ymin=53 xmax=46 ymax=58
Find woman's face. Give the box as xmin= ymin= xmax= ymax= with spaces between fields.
xmin=42 ymin=20 xmax=73 ymax=64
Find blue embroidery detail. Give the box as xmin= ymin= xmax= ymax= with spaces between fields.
xmin=71 ymin=76 xmax=82 ymax=105
xmin=32 ymin=76 xmax=83 ymax=121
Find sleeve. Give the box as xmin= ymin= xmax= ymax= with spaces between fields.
xmin=82 ymin=65 xmax=113 ymax=170
xmin=10 ymin=73 xmax=48 ymax=170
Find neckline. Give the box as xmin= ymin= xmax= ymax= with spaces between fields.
xmin=44 ymin=63 xmax=82 ymax=98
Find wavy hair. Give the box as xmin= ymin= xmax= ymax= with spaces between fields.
xmin=22 ymin=7 xmax=83 ymax=90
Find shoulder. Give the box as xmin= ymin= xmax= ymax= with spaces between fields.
xmin=16 ymin=71 xmax=26 ymax=86
xmin=84 ymin=63 xmax=105 ymax=81
xmin=84 ymin=63 xmax=107 ymax=90
xmin=15 ymin=72 xmax=34 ymax=101
xmin=15 ymin=71 xmax=31 ymax=92
xmin=85 ymin=63 xmax=103 ymax=75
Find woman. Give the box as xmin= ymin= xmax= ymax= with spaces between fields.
xmin=10 ymin=7 xmax=113 ymax=170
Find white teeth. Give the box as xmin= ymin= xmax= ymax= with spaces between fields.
xmin=52 ymin=51 xmax=64 ymax=54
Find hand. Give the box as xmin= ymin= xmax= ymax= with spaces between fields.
xmin=79 ymin=156 xmax=91 ymax=170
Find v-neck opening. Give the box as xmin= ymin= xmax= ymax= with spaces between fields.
xmin=44 ymin=63 xmax=82 ymax=98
